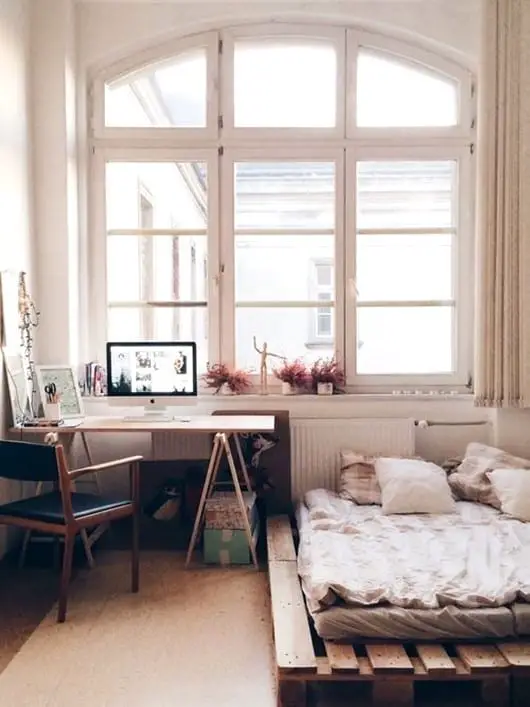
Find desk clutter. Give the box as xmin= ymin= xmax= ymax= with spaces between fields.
xmin=203 ymin=491 xmax=259 ymax=565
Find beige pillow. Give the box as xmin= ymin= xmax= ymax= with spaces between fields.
xmin=375 ymin=457 xmax=456 ymax=515
xmin=339 ymin=451 xmax=381 ymax=505
xmin=488 ymin=468 xmax=530 ymax=521
xmin=448 ymin=442 xmax=530 ymax=509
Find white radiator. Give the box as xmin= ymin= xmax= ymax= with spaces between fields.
xmin=290 ymin=418 xmax=415 ymax=502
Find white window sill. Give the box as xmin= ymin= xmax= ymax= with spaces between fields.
xmin=81 ymin=391 xmax=474 ymax=406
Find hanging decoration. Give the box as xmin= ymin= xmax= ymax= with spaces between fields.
xmin=18 ymin=272 xmax=40 ymax=415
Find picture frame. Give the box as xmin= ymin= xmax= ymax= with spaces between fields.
xmin=35 ymin=365 xmax=85 ymax=419
xmin=3 ymin=348 xmax=32 ymax=425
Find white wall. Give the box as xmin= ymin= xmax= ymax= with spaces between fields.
xmin=77 ymin=1 xmax=480 ymax=72
xmin=32 ymin=0 xmax=79 ymax=365
xmin=0 ymin=0 xmax=33 ymax=556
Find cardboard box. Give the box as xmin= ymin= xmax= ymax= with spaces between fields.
xmin=204 ymin=491 xmax=257 ymax=530
xmin=203 ymin=519 xmax=260 ymax=565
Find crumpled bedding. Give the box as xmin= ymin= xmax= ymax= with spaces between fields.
xmin=297 ymin=488 xmax=530 ymax=615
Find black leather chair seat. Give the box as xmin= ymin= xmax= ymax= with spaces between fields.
xmin=0 ymin=492 xmax=131 ymax=524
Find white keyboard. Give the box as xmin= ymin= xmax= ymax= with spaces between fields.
xmin=123 ymin=414 xmax=174 ymax=423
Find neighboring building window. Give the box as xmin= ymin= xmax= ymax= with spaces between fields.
xmin=92 ymin=25 xmax=474 ymax=389
xmin=306 ymin=261 xmax=333 ymax=346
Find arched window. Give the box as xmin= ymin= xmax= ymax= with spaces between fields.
xmin=90 ymin=25 xmax=475 ymax=390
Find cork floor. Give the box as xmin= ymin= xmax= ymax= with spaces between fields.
xmin=0 ymin=551 xmax=489 ymax=706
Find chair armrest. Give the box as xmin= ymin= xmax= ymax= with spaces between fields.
xmin=69 ymin=455 xmax=143 ymax=480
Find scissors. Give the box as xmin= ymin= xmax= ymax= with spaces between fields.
xmin=44 ymin=383 xmax=58 ymax=403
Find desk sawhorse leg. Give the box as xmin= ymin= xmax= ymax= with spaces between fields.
xmin=18 ymin=432 xmax=100 ymax=570
xmin=185 ymin=432 xmax=258 ymax=569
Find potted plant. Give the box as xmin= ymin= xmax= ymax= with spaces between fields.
xmin=273 ymin=359 xmax=308 ymax=395
xmin=203 ymin=363 xmax=252 ymax=395
xmin=309 ymin=357 xmax=345 ymax=396
xmin=225 ymin=368 xmax=252 ymax=395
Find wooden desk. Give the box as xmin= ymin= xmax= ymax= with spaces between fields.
xmin=11 ymin=415 xmax=275 ymax=568
xmin=10 ymin=414 xmax=275 ymax=470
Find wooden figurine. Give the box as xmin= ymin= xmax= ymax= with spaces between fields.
xmin=253 ymin=337 xmax=285 ymax=395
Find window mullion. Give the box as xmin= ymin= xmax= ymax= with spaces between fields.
xmin=219 ymin=150 xmax=236 ymax=367
xmin=207 ymin=149 xmax=222 ymax=367
xmin=344 ymin=148 xmax=357 ymax=383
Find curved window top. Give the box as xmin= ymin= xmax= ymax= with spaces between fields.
xmin=105 ymin=47 xmax=207 ymax=128
xmin=96 ymin=24 xmax=472 ymax=136
xmin=357 ymin=48 xmax=459 ymax=128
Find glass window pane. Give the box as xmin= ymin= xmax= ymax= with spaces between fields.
xmin=234 ymin=39 xmax=336 ymax=128
xmin=108 ymin=308 xmax=141 ymax=342
xmin=357 ymin=161 xmax=456 ymax=230
xmin=357 ymin=49 xmax=458 ymax=127
xmin=235 ymin=235 xmax=333 ymax=301
xmin=356 ymin=306 xmax=453 ymax=374
xmin=356 ymin=234 xmax=452 ymax=302
xmin=107 ymin=306 xmax=208 ymax=372
xmin=236 ymin=307 xmax=334 ymax=369
xmin=106 ymin=161 xmax=207 ymax=231
xmin=108 ymin=235 xmax=207 ymax=303
xmin=105 ymin=48 xmax=207 ymax=128
xmin=235 ymin=161 xmax=335 ymax=230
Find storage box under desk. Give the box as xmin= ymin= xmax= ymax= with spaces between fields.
xmin=203 ymin=491 xmax=259 ymax=564
xmin=204 ymin=491 xmax=257 ymax=530
xmin=203 ymin=521 xmax=260 ymax=565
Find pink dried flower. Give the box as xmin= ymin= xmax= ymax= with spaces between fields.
xmin=226 ymin=369 xmax=252 ymax=394
xmin=202 ymin=362 xmax=252 ymax=394
xmin=203 ymin=362 xmax=231 ymax=394
xmin=273 ymin=359 xmax=308 ymax=388
xmin=309 ymin=357 xmax=345 ymax=393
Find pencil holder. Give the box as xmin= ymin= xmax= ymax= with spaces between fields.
xmin=44 ymin=402 xmax=62 ymax=420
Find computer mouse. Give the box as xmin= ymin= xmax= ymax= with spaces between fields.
xmin=176 ymin=416 xmax=192 ymax=423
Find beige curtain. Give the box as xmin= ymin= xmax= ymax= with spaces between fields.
xmin=474 ymin=0 xmax=530 ymax=407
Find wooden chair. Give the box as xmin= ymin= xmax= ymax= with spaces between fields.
xmin=0 ymin=439 xmax=142 ymax=622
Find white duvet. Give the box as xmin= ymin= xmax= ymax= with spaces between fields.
xmin=297 ymin=488 xmax=530 ymax=613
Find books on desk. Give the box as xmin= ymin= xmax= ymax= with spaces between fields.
xmin=19 ymin=418 xmax=84 ymax=428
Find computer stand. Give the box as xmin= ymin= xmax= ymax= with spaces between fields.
xmin=185 ymin=431 xmax=258 ymax=569
xmin=123 ymin=407 xmax=173 ymax=423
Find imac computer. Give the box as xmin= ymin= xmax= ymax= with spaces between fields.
xmin=106 ymin=341 xmax=198 ymax=422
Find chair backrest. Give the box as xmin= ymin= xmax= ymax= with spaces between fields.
xmin=0 ymin=440 xmax=59 ymax=482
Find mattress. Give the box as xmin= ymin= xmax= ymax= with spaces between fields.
xmin=297 ymin=489 xmax=530 ymax=640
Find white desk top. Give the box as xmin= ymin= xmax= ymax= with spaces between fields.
xmin=11 ymin=414 xmax=276 ymax=435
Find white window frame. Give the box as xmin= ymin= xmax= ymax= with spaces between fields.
xmin=346 ymin=29 xmax=474 ymax=142
xmin=90 ymin=31 xmax=220 ymax=143
xmin=220 ymin=147 xmax=345 ymax=370
xmin=90 ymin=146 xmax=220 ymax=365
xmin=88 ymin=22 xmax=475 ymax=391
xmin=344 ymin=145 xmax=474 ymax=391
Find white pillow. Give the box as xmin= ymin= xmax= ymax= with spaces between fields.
xmin=375 ymin=457 xmax=456 ymax=515
xmin=487 ymin=468 xmax=530 ymax=521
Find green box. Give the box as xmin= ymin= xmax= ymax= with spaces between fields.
xmin=203 ymin=519 xmax=259 ymax=565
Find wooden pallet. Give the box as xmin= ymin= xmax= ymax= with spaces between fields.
xmin=267 ymin=515 xmax=530 ymax=707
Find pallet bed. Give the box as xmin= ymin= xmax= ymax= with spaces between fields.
xmin=267 ymin=515 xmax=530 ymax=707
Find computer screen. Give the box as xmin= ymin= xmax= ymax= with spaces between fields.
xmin=106 ymin=342 xmax=198 ymax=397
